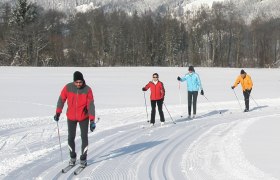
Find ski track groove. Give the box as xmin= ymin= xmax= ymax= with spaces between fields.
xmin=162 ymin=127 xmax=199 ymax=180
xmin=87 ymin=128 xmax=142 ymax=179
xmin=146 ymin=123 xmax=191 ymax=180
xmin=86 ymin=126 xmax=163 ymax=180
xmin=15 ymin=133 xmax=29 ymax=146
xmin=148 ymin=127 xmax=180 ymax=180
xmin=3 ymin=105 xmax=279 ymax=180
xmin=53 ymin=125 xmax=143 ymax=179
xmin=0 ymin=141 xmax=7 ymax=151
xmin=21 ymin=127 xmax=127 ymax=179
xmin=150 ymin=120 xmax=213 ymax=180
xmin=133 ymin=128 xmax=167 ymax=179
xmin=2 ymin=111 xmax=234 ymax=179
xmin=129 ymin=126 xmax=168 ymax=180
xmin=183 ymin=112 xmax=280 ymax=180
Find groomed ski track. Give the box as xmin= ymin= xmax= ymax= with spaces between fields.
xmin=3 ymin=103 xmax=279 ymax=180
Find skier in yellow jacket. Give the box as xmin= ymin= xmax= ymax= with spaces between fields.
xmin=231 ymin=69 xmax=253 ymax=112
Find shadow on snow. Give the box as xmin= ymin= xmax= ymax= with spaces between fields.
xmin=89 ymin=140 xmax=167 ymax=165
xmin=175 ymin=109 xmax=228 ymax=123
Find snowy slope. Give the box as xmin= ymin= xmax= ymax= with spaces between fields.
xmin=0 ymin=67 xmax=280 ymax=179
xmin=3 ymin=0 xmax=280 ymax=21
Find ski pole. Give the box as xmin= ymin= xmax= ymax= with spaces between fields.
xmin=249 ymin=94 xmax=260 ymax=108
xmin=202 ymin=95 xmax=222 ymax=114
xmin=232 ymin=89 xmax=243 ymax=111
xmin=178 ymin=82 xmax=184 ymax=118
xmin=245 ymin=90 xmax=260 ymax=109
xmin=56 ymin=121 xmax=63 ymax=162
xmin=163 ymin=102 xmax=176 ymax=124
xmin=178 ymin=82 xmax=182 ymax=105
xmin=143 ymin=92 xmax=149 ymax=122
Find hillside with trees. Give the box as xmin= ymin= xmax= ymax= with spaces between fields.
xmin=0 ymin=0 xmax=279 ymax=67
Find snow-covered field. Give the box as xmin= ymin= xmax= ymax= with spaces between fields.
xmin=0 ymin=67 xmax=280 ymax=180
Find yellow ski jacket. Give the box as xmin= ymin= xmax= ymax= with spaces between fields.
xmin=233 ymin=74 xmax=253 ymax=91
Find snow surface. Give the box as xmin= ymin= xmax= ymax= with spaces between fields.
xmin=75 ymin=2 xmax=99 ymax=13
xmin=182 ymin=0 xmax=225 ymax=11
xmin=0 ymin=67 xmax=280 ymax=179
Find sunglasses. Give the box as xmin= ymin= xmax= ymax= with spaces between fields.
xmin=153 ymin=76 xmax=158 ymax=78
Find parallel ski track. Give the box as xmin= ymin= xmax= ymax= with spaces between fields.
xmin=5 ymin=107 xmax=276 ymax=180
xmin=183 ymin=112 xmax=280 ymax=180
xmin=69 ymin=114 xmax=225 ymax=180
xmin=66 ymin=125 xmax=144 ymax=180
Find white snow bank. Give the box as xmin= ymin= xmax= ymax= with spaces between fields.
xmin=75 ymin=2 xmax=99 ymax=13
xmin=182 ymin=113 xmax=280 ymax=180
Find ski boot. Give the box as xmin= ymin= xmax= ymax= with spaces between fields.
xmin=80 ymin=159 xmax=87 ymax=168
xmin=69 ymin=157 xmax=76 ymax=166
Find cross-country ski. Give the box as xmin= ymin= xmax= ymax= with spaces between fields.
xmin=73 ymin=166 xmax=86 ymax=175
xmin=61 ymin=165 xmax=75 ymax=173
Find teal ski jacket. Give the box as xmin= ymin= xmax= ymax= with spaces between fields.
xmin=179 ymin=72 xmax=203 ymax=92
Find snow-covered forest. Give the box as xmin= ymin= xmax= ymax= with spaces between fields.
xmin=0 ymin=0 xmax=279 ymax=67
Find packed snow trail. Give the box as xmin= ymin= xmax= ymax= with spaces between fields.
xmin=1 ymin=67 xmax=280 ymax=180
xmin=3 ymin=104 xmax=279 ymax=180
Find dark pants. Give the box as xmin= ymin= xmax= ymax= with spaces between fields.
xmin=243 ymin=89 xmax=251 ymax=110
xmin=150 ymin=99 xmax=165 ymax=124
xmin=188 ymin=91 xmax=198 ymax=116
xmin=67 ymin=119 xmax=89 ymax=160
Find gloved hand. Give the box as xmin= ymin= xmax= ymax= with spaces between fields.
xmin=90 ymin=121 xmax=96 ymax=132
xmin=200 ymin=90 xmax=204 ymax=95
xmin=177 ymin=76 xmax=181 ymax=81
xmin=231 ymin=86 xmax=235 ymax=89
xmin=54 ymin=113 xmax=60 ymax=121
xmin=161 ymin=97 xmax=164 ymax=102
xmin=142 ymin=87 xmax=146 ymax=91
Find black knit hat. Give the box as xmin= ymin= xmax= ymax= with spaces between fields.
xmin=153 ymin=73 xmax=159 ymax=77
xmin=188 ymin=66 xmax=195 ymax=72
xmin=73 ymin=71 xmax=84 ymax=82
xmin=240 ymin=69 xmax=245 ymax=74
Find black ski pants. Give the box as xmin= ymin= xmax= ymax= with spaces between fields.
xmin=188 ymin=91 xmax=198 ymax=116
xmin=150 ymin=99 xmax=165 ymax=124
xmin=243 ymin=89 xmax=251 ymax=110
xmin=67 ymin=119 xmax=89 ymax=161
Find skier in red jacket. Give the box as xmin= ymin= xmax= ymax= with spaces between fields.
xmin=142 ymin=73 xmax=165 ymax=126
xmin=54 ymin=71 xmax=95 ymax=168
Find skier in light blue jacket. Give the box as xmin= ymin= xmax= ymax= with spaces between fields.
xmin=177 ymin=66 xmax=204 ymax=118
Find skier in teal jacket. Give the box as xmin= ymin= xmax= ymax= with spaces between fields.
xmin=177 ymin=66 xmax=204 ymax=118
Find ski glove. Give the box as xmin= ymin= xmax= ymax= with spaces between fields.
xmin=177 ymin=76 xmax=181 ymax=81
xmin=54 ymin=113 xmax=60 ymax=121
xmin=200 ymin=90 xmax=204 ymax=95
xmin=142 ymin=87 xmax=146 ymax=91
xmin=231 ymin=86 xmax=235 ymax=89
xmin=90 ymin=121 xmax=96 ymax=132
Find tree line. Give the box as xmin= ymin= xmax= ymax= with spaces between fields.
xmin=0 ymin=0 xmax=279 ymax=67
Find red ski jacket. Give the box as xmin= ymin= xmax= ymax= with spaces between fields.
xmin=144 ymin=81 xmax=165 ymax=100
xmin=56 ymin=82 xmax=95 ymax=122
